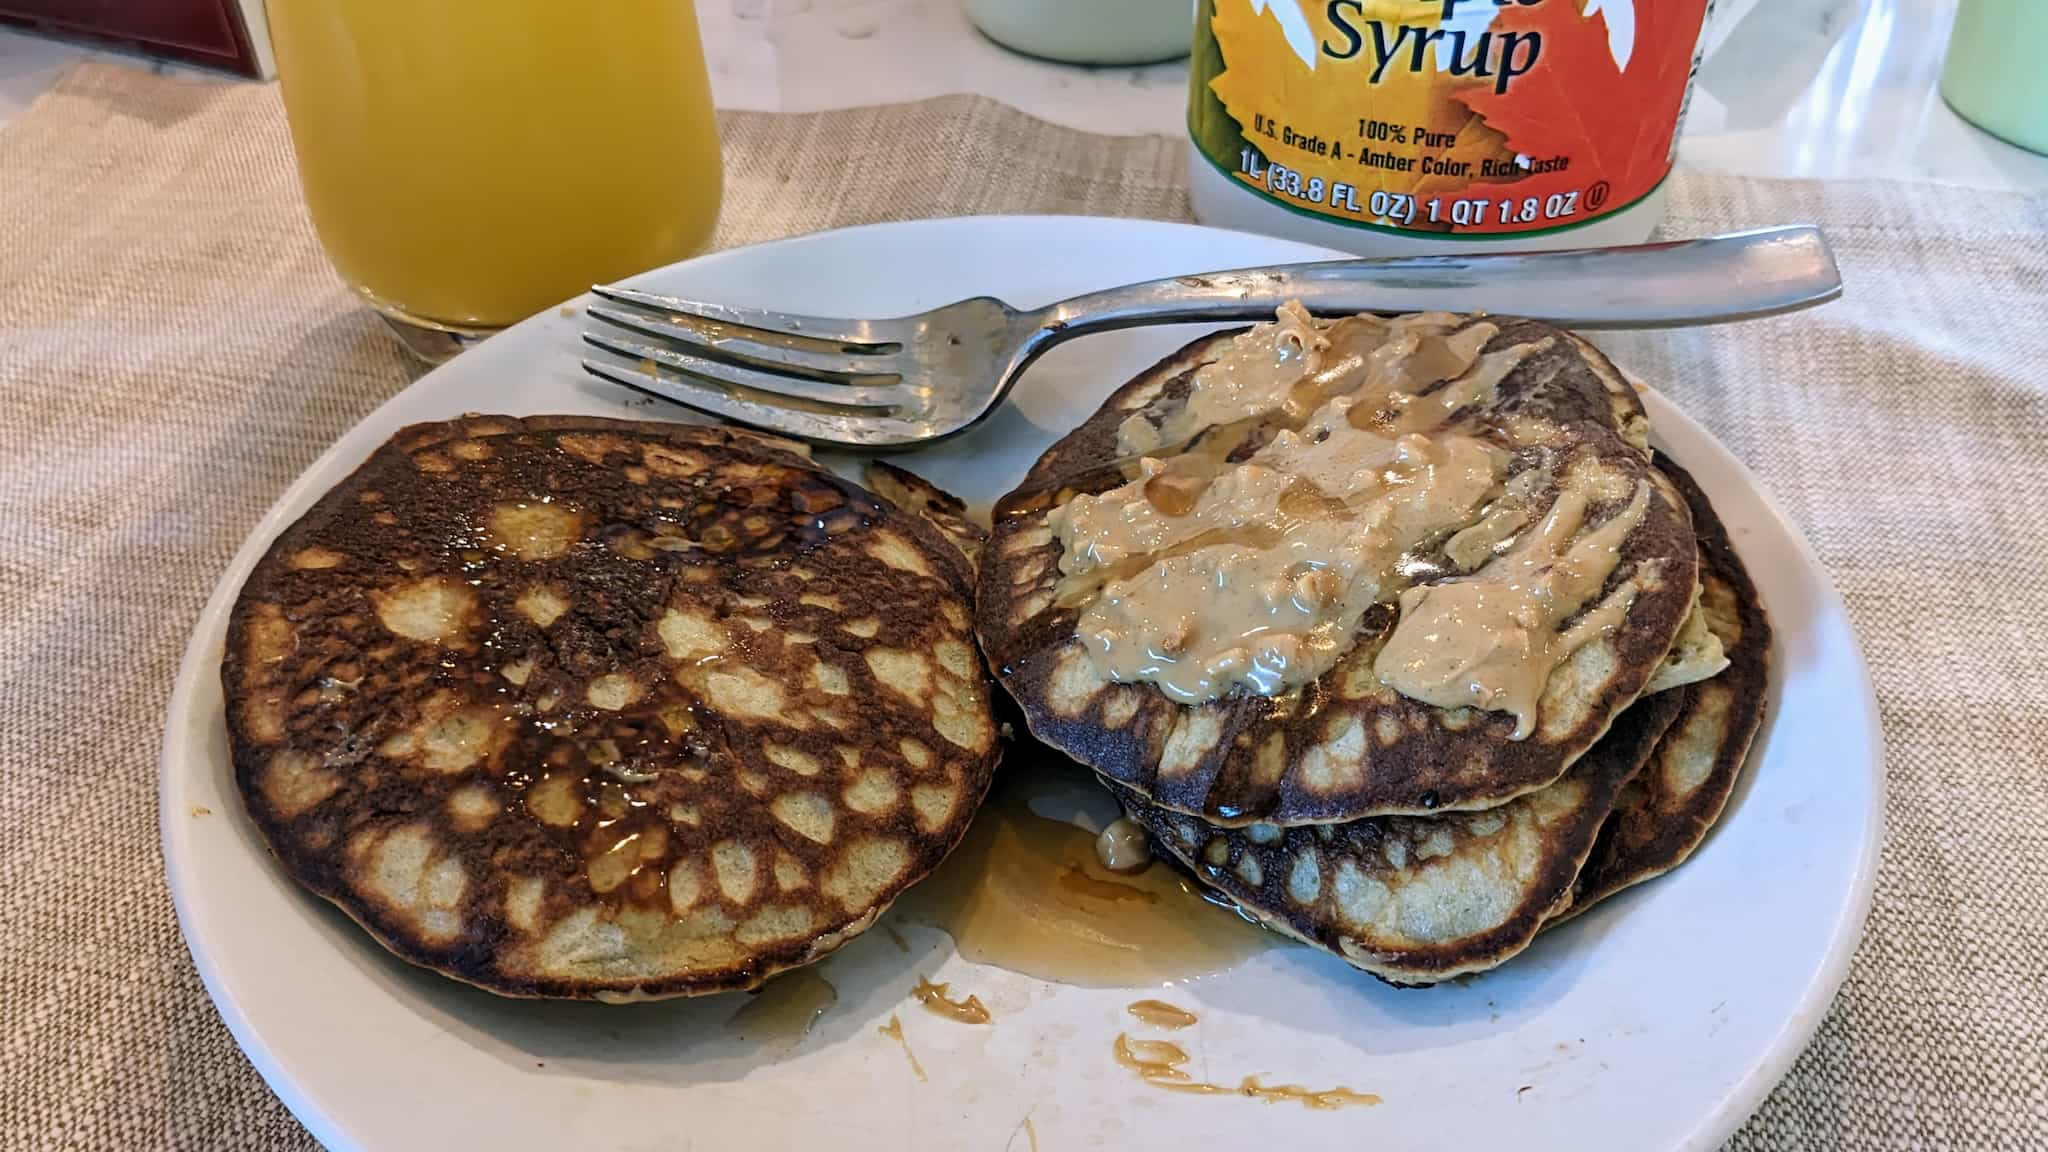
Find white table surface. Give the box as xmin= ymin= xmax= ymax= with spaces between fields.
xmin=3 ymin=0 xmax=2043 ymax=189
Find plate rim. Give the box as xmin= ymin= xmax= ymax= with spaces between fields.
xmin=1626 ymin=391 xmax=1885 ymax=1151
xmin=159 ymin=213 xmax=1883 ymax=1152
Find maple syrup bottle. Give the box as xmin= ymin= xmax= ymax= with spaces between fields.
xmin=1188 ymin=0 xmax=1717 ymax=255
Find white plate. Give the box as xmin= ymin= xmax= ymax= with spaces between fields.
xmin=162 ymin=217 xmax=1881 ymax=1152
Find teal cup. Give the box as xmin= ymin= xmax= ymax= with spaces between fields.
xmin=1941 ymin=0 xmax=2048 ymax=155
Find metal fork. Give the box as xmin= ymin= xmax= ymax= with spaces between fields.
xmin=581 ymin=225 xmax=1840 ymax=450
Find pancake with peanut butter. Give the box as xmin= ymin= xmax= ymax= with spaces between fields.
xmin=224 ymin=415 xmax=999 ymax=1000
xmin=978 ymin=308 xmax=1698 ymax=825
xmin=1113 ymin=687 xmax=1684 ymax=984
xmin=1556 ymin=455 xmax=1771 ymax=919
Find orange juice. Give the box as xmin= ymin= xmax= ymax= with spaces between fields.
xmin=268 ymin=0 xmax=723 ymax=330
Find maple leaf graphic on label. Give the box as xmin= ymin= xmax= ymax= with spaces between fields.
xmin=1246 ymin=0 xmax=1321 ymax=69
xmin=1585 ymin=0 xmax=1637 ymax=70
xmin=1454 ymin=0 xmax=1706 ymax=213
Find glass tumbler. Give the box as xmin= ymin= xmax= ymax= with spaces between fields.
xmin=268 ymin=0 xmax=725 ymax=360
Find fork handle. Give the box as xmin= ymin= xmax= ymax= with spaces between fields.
xmin=1028 ymin=226 xmax=1841 ymax=338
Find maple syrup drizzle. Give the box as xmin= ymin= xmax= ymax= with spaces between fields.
xmin=1125 ymin=999 xmax=1200 ymax=1029
xmin=1111 ymin=1033 xmax=1381 ymax=1109
xmin=876 ymin=1014 xmax=928 ymax=1082
xmin=911 ymin=975 xmax=992 ymax=1024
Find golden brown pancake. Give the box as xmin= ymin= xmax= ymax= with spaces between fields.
xmin=224 ymin=415 xmax=999 ymax=1000
xmin=1115 ymin=689 xmax=1684 ymax=984
xmin=865 ymin=461 xmax=984 ymax=569
xmin=978 ymin=316 xmax=1698 ymax=825
xmin=1643 ymin=578 xmax=1728 ymax=695
xmin=1557 ymin=455 xmax=1771 ymax=917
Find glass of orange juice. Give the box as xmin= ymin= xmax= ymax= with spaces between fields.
xmin=267 ymin=1 xmax=724 ymax=360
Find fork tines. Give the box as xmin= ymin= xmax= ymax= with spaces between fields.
xmin=580 ymin=285 xmax=923 ymax=433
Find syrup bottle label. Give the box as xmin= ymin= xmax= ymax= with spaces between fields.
xmin=1189 ymin=0 xmax=1714 ymax=237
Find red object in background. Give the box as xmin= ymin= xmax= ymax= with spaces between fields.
xmin=0 ymin=0 xmax=260 ymax=75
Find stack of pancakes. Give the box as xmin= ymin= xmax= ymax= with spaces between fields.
xmin=224 ymin=416 xmax=1000 ymax=1000
xmin=977 ymin=313 xmax=1771 ymax=984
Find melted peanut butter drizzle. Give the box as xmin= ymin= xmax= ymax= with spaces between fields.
xmin=1052 ymin=304 xmax=1569 ymax=708
xmin=1375 ymin=467 xmax=1652 ymax=737
xmin=911 ymin=975 xmax=992 ymax=1024
xmin=1111 ymin=1034 xmax=1381 ymax=1109
xmin=1058 ymin=434 xmax=1507 ymax=702
xmin=1051 ymin=522 xmax=1286 ymax=611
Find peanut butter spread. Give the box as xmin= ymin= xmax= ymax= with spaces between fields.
xmin=1048 ymin=305 xmax=1646 ymax=738
xmin=1375 ymin=463 xmax=1649 ymax=738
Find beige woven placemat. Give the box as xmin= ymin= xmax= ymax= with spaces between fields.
xmin=2 ymin=61 xmax=2043 ymax=1151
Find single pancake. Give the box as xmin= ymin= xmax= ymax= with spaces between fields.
xmin=224 ymin=415 xmax=999 ymax=1000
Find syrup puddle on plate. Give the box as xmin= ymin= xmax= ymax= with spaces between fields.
xmin=892 ymin=754 xmax=1277 ymax=987
xmin=724 ymin=968 xmax=837 ymax=1054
